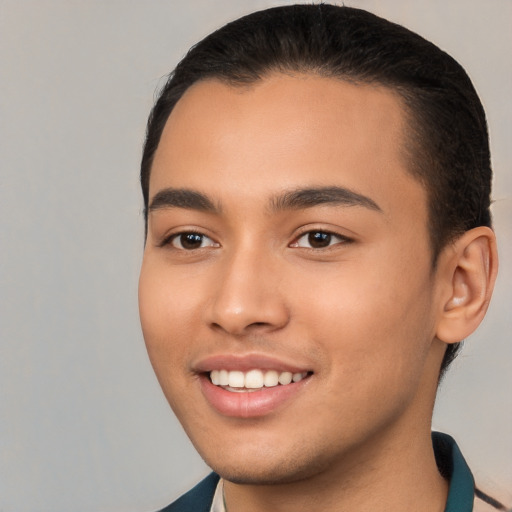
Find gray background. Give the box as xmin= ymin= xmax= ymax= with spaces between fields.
xmin=1 ymin=1 xmax=510 ymax=511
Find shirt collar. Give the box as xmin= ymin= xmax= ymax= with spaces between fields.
xmin=210 ymin=478 xmax=225 ymax=512
xmin=432 ymin=431 xmax=475 ymax=511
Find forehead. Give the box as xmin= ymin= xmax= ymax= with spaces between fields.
xmin=150 ymin=73 xmax=426 ymax=223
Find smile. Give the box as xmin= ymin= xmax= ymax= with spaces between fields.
xmin=210 ymin=369 xmax=309 ymax=391
xmin=200 ymin=366 xmax=312 ymax=417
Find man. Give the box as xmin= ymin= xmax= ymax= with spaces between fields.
xmin=138 ymin=4 xmax=504 ymax=512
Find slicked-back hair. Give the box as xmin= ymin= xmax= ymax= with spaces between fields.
xmin=140 ymin=4 xmax=492 ymax=375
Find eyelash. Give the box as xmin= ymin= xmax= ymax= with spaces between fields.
xmin=160 ymin=231 xmax=218 ymax=250
xmin=160 ymin=229 xmax=352 ymax=251
xmin=290 ymin=230 xmax=353 ymax=249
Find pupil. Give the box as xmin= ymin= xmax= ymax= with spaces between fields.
xmin=181 ymin=233 xmax=203 ymax=249
xmin=308 ymin=231 xmax=331 ymax=248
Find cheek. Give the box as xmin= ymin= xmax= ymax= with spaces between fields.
xmin=138 ymin=258 xmax=215 ymax=435
xmin=138 ymin=258 xmax=199 ymax=377
xmin=288 ymin=253 xmax=435 ymax=385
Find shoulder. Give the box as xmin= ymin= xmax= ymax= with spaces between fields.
xmin=157 ymin=473 xmax=220 ymax=512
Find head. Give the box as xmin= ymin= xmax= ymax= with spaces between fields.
xmin=140 ymin=4 xmax=492 ymax=376
xmin=138 ymin=4 xmax=497 ymax=486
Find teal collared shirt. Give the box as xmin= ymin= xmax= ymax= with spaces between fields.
xmin=161 ymin=432 xmax=477 ymax=512
xmin=432 ymin=432 xmax=475 ymax=511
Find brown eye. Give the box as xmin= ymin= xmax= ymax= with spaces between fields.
xmin=171 ymin=232 xmax=217 ymax=250
xmin=308 ymin=231 xmax=332 ymax=248
xmin=291 ymin=230 xmax=351 ymax=249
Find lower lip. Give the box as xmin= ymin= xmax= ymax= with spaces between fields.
xmin=199 ymin=374 xmax=310 ymax=418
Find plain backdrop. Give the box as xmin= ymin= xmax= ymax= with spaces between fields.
xmin=1 ymin=1 xmax=510 ymax=511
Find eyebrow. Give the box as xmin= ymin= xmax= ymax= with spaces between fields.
xmin=148 ymin=185 xmax=382 ymax=217
xmin=148 ymin=188 xmax=220 ymax=214
xmin=270 ymin=186 xmax=382 ymax=212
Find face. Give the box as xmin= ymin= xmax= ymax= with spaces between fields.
xmin=139 ymin=74 xmax=445 ymax=484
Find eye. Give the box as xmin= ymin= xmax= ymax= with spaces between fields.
xmin=169 ymin=232 xmax=219 ymax=250
xmin=291 ymin=230 xmax=351 ymax=249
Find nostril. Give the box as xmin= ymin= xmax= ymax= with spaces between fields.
xmin=207 ymin=291 xmax=290 ymax=335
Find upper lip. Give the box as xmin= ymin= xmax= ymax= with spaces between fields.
xmin=193 ymin=353 xmax=313 ymax=374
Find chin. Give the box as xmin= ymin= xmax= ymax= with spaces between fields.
xmin=210 ymin=464 xmax=319 ymax=486
xmin=201 ymin=444 xmax=333 ymax=486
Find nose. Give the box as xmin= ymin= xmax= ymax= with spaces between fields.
xmin=206 ymin=248 xmax=290 ymax=336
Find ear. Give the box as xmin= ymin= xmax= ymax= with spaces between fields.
xmin=435 ymin=227 xmax=498 ymax=344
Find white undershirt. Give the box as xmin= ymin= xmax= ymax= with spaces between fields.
xmin=210 ymin=478 xmax=226 ymax=512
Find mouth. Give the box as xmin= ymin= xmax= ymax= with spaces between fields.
xmin=209 ymin=369 xmax=311 ymax=392
xmin=196 ymin=357 xmax=313 ymax=418
xmin=194 ymin=354 xmax=314 ymax=417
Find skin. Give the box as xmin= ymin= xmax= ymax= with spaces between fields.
xmin=139 ymin=74 xmax=496 ymax=512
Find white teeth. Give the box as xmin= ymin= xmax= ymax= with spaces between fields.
xmin=263 ymin=370 xmax=279 ymax=387
xmin=245 ymin=369 xmax=264 ymax=389
xmin=228 ymin=371 xmax=245 ymax=388
xmin=278 ymin=372 xmax=293 ymax=385
xmin=209 ymin=369 xmax=308 ymax=389
xmin=219 ymin=369 xmax=229 ymax=386
xmin=211 ymin=370 xmax=220 ymax=385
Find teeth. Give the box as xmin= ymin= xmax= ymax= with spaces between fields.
xmin=228 ymin=371 xmax=245 ymax=388
xmin=211 ymin=370 xmax=220 ymax=385
xmin=209 ymin=369 xmax=308 ymax=389
xmin=278 ymin=372 xmax=293 ymax=385
xmin=263 ymin=370 xmax=279 ymax=387
xmin=219 ymin=369 xmax=229 ymax=386
xmin=245 ymin=369 xmax=264 ymax=389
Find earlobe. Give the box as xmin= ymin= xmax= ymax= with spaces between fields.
xmin=435 ymin=227 xmax=498 ymax=344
